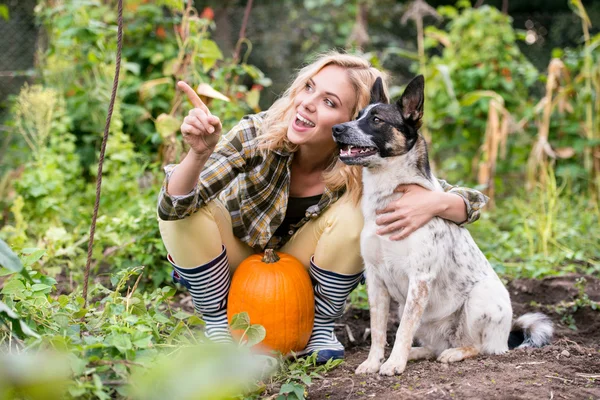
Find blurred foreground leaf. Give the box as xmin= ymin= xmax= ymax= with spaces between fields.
xmin=0 ymin=240 xmax=22 ymax=273
xmin=0 ymin=352 xmax=70 ymax=400
xmin=129 ymin=342 xmax=277 ymax=400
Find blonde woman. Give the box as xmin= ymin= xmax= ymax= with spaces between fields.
xmin=157 ymin=52 xmax=488 ymax=363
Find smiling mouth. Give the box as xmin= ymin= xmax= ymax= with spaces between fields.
xmin=295 ymin=113 xmax=315 ymax=128
xmin=338 ymin=144 xmax=378 ymax=158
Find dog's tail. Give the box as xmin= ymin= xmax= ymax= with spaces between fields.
xmin=508 ymin=312 xmax=553 ymax=349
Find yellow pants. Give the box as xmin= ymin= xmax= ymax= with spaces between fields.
xmin=158 ymin=195 xmax=364 ymax=275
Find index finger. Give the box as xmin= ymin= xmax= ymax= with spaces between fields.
xmin=375 ymin=206 xmax=394 ymax=215
xmin=177 ymin=81 xmax=209 ymax=113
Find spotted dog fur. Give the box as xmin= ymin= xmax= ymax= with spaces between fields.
xmin=332 ymin=76 xmax=553 ymax=376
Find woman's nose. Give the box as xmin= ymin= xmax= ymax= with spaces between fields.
xmin=301 ymin=95 xmax=317 ymax=113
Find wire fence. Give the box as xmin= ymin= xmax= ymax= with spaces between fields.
xmin=0 ymin=0 xmax=38 ymax=122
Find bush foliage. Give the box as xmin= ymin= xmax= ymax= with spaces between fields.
xmin=0 ymin=1 xmax=598 ymax=398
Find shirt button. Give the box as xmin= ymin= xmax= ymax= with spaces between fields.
xmin=288 ymin=230 xmax=294 ymax=235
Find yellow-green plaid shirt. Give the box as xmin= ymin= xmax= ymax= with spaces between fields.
xmin=157 ymin=112 xmax=488 ymax=250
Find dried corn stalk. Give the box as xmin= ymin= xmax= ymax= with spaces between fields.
xmin=475 ymin=97 xmax=512 ymax=208
xmin=526 ymin=59 xmax=571 ymax=191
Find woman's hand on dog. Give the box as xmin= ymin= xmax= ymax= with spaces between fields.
xmin=375 ymin=184 xmax=444 ymax=240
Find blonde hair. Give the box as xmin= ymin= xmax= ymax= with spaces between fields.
xmin=258 ymin=51 xmax=388 ymax=204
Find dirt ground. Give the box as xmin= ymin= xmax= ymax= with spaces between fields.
xmin=308 ymin=274 xmax=600 ymax=400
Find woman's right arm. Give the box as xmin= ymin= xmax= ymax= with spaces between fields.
xmin=167 ymin=81 xmax=223 ymax=196
xmin=159 ymin=82 xmax=258 ymax=221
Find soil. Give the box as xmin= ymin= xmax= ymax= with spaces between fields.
xmin=308 ymin=274 xmax=600 ymax=400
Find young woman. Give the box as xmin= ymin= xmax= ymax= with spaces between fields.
xmin=157 ymin=52 xmax=488 ymax=363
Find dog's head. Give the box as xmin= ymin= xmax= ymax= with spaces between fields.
xmin=333 ymin=75 xmax=424 ymax=167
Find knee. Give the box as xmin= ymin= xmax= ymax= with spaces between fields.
xmin=158 ymin=203 xmax=224 ymax=267
xmin=315 ymin=200 xmax=364 ymax=274
xmin=323 ymin=200 xmax=363 ymax=246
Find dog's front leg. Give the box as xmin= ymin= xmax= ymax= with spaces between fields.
xmin=355 ymin=267 xmax=390 ymax=374
xmin=379 ymin=279 xmax=431 ymax=376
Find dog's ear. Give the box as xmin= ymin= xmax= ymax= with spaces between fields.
xmin=369 ymin=77 xmax=388 ymax=104
xmin=396 ymin=75 xmax=424 ymax=125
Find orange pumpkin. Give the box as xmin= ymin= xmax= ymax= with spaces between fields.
xmin=227 ymin=249 xmax=315 ymax=354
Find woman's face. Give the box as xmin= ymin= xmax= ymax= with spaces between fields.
xmin=287 ymin=65 xmax=356 ymax=152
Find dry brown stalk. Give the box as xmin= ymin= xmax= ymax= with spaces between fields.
xmin=475 ymin=96 xmax=512 ymax=209
xmin=526 ymin=59 xmax=569 ymax=191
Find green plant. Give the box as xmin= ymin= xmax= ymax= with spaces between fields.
xmin=468 ymin=185 xmax=600 ymax=279
xmin=422 ymin=3 xmax=539 ymax=184
xmin=544 ymin=277 xmax=599 ymax=330
xmin=269 ymin=352 xmax=343 ymax=400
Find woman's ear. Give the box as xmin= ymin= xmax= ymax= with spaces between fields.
xmin=396 ymin=75 xmax=424 ymax=125
xmin=369 ymin=77 xmax=388 ymax=104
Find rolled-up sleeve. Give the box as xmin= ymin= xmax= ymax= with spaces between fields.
xmin=157 ymin=116 xmax=257 ymax=221
xmin=437 ymin=179 xmax=489 ymax=225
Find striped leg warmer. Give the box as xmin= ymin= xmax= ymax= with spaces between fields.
xmin=168 ymin=246 xmax=232 ymax=343
xmin=301 ymin=257 xmax=364 ymax=363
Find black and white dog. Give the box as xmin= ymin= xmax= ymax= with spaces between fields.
xmin=332 ymin=76 xmax=553 ymax=376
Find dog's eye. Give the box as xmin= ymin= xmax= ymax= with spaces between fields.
xmin=373 ymin=116 xmax=381 ymax=123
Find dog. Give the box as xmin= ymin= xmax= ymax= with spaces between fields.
xmin=332 ymin=75 xmax=553 ymax=376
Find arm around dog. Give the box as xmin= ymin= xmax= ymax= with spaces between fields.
xmin=375 ymin=182 xmax=489 ymax=240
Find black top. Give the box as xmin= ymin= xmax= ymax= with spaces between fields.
xmin=273 ymin=194 xmax=322 ymax=238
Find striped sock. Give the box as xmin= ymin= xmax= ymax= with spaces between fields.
xmin=301 ymin=257 xmax=364 ymax=362
xmin=168 ymin=246 xmax=232 ymax=343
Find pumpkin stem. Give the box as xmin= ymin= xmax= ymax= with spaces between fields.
xmin=262 ymin=249 xmax=280 ymax=263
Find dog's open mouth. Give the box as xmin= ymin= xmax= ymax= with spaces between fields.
xmin=339 ymin=144 xmax=378 ymax=159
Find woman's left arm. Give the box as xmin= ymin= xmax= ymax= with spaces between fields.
xmin=375 ymin=180 xmax=489 ymax=240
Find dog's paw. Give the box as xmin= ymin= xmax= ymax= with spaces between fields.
xmin=378 ymin=359 xmax=406 ymax=376
xmin=355 ymin=359 xmax=382 ymax=374
xmin=437 ymin=347 xmax=478 ymax=363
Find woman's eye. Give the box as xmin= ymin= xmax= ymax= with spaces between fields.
xmin=325 ymin=99 xmax=335 ymax=107
xmin=305 ymin=83 xmax=313 ymax=91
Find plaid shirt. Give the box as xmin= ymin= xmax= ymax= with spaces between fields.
xmin=157 ymin=112 xmax=489 ymax=251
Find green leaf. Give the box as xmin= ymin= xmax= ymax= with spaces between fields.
xmin=1 ymin=278 xmax=26 ymax=296
xmin=197 ymin=39 xmax=223 ymax=60
xmin=460 ymin=90 xmax=504 ymax=107
xmin=153 ymin=312 xmax=171 ymax=324
xmin=57 ymin=295 xmax=69 ymax=308
xmin=244 ymin=324 xmax=266 ymax=347
xmin=155 ymin=113 xmax=181 ymax=139
xmin=0 ymin=5 xmax=9 ymax=21
xmin=69 ymin=355 xmax=88 ymax=376
xmin=229 ymin=312 xmax=250 ymax=330
xmin=197 ymin=39 xmax=223 ymax=72
xmin=107 ymin=333 xmax=133 ymax=354
xmin=246 ymin=89 xmax=261 ymax=111
xmin=124 ymin=61 xmax=141 ymax=76
xmin=0 ymin=239 xmax=23 ymax=273
xmin=383 ymin=46 xmax=419 ymax=62
xmin=0 ymin=300 xmax=40 ymax=339
xmin=301 ymin=375 xmax=312 ymax=385
xmin=172 ymin=310 xmax=192 ymax=320
xmin=132 ymin=331 xmax=153 ymax=348
xmin=279 ymin=382 xmax=306 ymax=400
xmin=31 ymin=283 xmax=52 ymax=292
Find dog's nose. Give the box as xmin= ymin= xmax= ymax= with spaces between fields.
xmin=332 ymin=124 xmax=347 ymax=137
